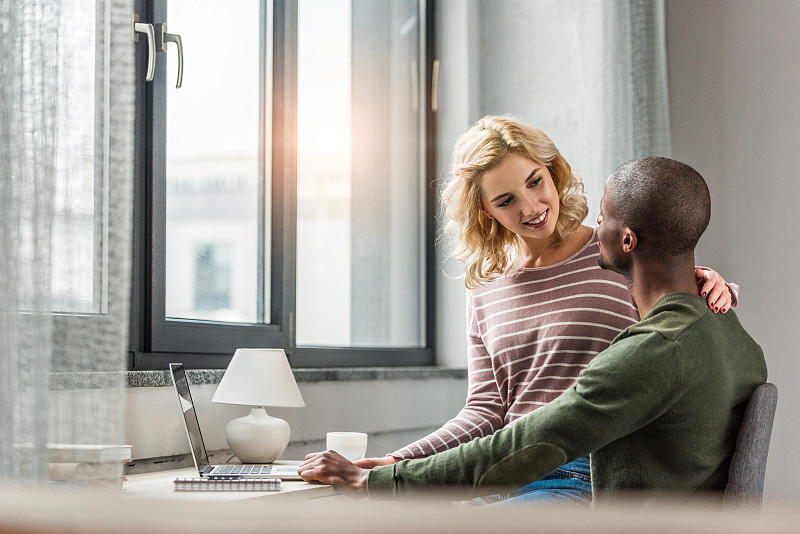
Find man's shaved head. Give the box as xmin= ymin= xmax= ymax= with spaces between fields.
xmin=606 ymin=157 xmax=710 ymax=258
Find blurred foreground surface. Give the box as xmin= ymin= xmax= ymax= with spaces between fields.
xmin=0 ymin=485 xmax=798 ymax=534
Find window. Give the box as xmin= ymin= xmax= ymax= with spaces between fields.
xmin=296 ymin=0 xmax=427 ymax=349
xmin=131 ymin=0 xmax=435 ymax=369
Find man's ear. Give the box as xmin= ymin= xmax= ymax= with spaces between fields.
xmin=622 ymin=228 xmax=638 ymax=252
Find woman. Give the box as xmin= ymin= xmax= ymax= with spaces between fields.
xmin=356 ymin=116 xmax=736 ymax=505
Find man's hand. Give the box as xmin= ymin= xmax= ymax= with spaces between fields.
xmin=354 ymin=456 xmax=398 ymax=469
xmin=298 ymin=450 xmax=370 ymax=495
xmin=695 ymin=267 xmax=732 ymax=313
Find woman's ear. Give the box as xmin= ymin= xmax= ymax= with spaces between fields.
xmin=622 ymin=228 xmax=638 ymax=252
xmin=480 ymin=206 xmax=493 ymax=220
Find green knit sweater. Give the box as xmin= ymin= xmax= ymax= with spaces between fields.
xmin=368 ymin=293 xmax=767 ymax=503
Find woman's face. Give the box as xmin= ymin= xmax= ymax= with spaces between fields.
xmin=480 ymin=152 xmax=560 ymax=241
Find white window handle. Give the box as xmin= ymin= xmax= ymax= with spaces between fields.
xmin=133 ymin=14 xmax=155 ymax=82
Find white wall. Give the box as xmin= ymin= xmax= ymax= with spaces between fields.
xmin=119 ymin=377 xmax=466 ymax=466
xmin=666 ymin=0 xmax=800 ymax=500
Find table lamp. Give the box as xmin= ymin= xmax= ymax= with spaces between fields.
xmin=211 ymin=348 xmax=305 ymax=463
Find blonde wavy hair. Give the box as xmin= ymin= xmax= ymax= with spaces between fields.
xmin=442 ymin=116 xmax=588 ymax=288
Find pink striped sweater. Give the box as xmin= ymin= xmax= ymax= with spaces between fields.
xmin=393 ymin=229 xmax=640 ymax=459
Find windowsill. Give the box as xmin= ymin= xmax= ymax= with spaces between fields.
xmin=49 ymin=367 xmax=467 ymax=390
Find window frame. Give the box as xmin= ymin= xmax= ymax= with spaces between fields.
xmin=130 ymin=0 xmax=436 ymax=370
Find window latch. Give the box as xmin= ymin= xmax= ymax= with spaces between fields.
xmin=132 ymin=14 xmax=155 ymax=82
xmin=156 ymin=23 xmax=184 ymax=89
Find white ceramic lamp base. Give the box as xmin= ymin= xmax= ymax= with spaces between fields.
xmin=225 ymin=407 xmax=290 ymax=464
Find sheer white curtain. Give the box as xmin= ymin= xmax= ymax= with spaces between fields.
xmin=0 ymin=0 xmax=133 ymax=484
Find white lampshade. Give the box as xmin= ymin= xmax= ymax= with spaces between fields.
xmin=212 ymin=348 xmax=304 ymax=463
xmin=212 ymin=348 xmax=305 ymax=408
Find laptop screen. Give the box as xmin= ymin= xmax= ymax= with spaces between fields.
xmin=169 ymin=363 xmax=210 ymax=471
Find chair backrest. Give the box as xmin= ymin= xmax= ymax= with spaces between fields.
xmin=723 ymin=382 xmax=778 ymax=508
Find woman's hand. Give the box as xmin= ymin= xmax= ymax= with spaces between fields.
xmin=695 ymin=267 xmax=732 ymax=313
xmin=353 ymin=455 xmax=398 ymax=469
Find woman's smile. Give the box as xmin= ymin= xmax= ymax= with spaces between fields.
xmin=523 ymin=209 xmax=549 ymax=228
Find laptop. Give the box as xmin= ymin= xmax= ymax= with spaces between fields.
xmin=169 ymin=362 xmax=303 ymax=480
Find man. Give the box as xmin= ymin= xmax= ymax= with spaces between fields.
xmin=299 ymin=157 xmax=767 ymax=504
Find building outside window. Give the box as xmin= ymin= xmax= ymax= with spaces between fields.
xmin=193 ymin=243 xmax=231 ymax=314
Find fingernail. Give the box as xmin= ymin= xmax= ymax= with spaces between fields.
xmin=702 ymin=292 xmax=707 ymax=297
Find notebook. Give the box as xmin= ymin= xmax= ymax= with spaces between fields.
xmin=173 ymin=477 xmax=281 ymax=492
xmin=169 ymin=362 xmax=303 ymax=480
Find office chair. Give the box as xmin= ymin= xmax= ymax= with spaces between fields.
xmin=723 ymin=382 xmax=778 ymax=508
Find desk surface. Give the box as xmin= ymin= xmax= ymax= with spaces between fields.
xmin=123 ymin=467 xmax=337 ymax=502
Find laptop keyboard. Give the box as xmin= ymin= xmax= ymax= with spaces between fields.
xmin=214 ymin=465 xmax=273 ymax=475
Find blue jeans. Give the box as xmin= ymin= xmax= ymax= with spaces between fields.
xmin=462 ymin=455 xmax=592 ymax=507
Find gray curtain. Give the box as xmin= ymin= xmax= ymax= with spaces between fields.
xmin=0 ymin=0 xmax=134 ymax=485
xmin=475 ymin=0 xmax=671 ymax=223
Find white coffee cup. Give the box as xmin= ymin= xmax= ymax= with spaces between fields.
xmin=326 ymin=431 xmax=368 ymax=462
